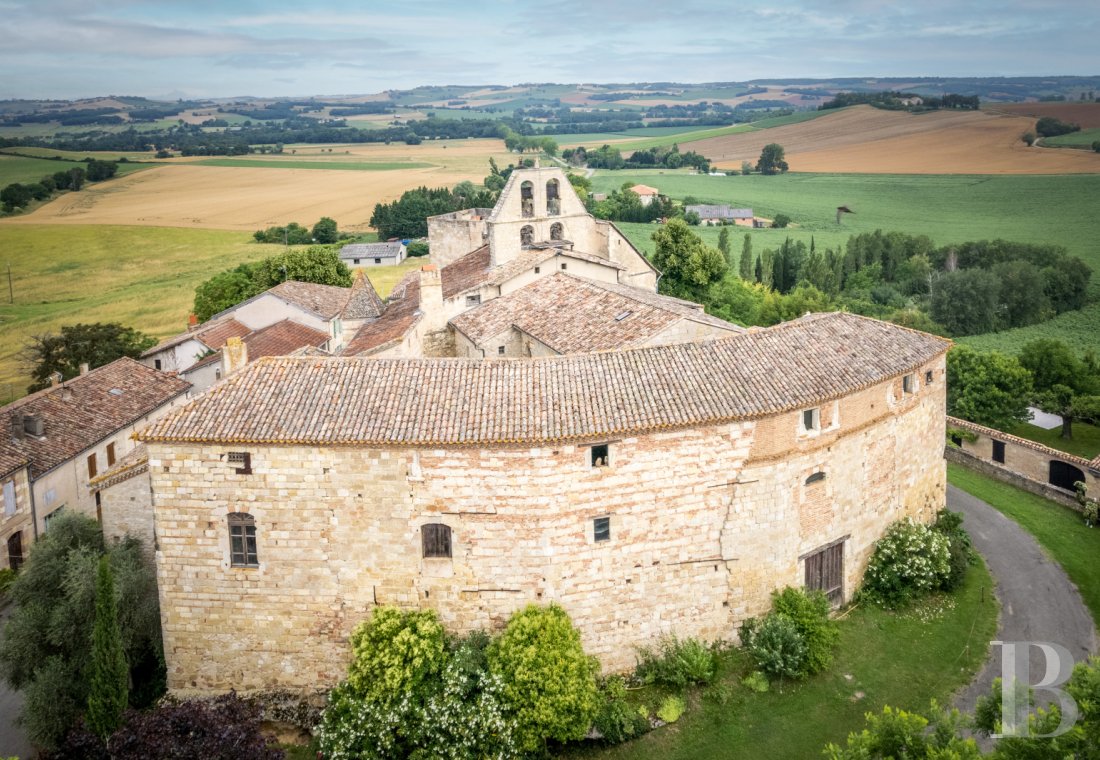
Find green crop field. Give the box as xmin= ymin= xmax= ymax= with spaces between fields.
xmin=559 ymin=111 xmax=830 ymax=152
xmin=1044 ymin=127 xmax=1100 ymax=148
xmin=195 ymin=158 xmax=434 ymax=171
xmin=600 ymin=171 xmax=1100 ymax=353
xmin=0 ymin=154 xmax=148 ymax=186
xmin=1 ymin=146 xmax=158 ymax=162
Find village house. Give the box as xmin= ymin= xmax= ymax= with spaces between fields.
xmin=629 ymin=184 xmax=660 ymax=206
xmin=0 ymin=358 xmax=190 ymax=542
xmin=0 ymin=452 xmax=32 ymax=571
xmin=140 ymin=311 xmax=950 ymax=695
xmin=339 ymin=241 xmax=408 ymax=267
xmin=685 ymin=204 xmax=755 ymax=227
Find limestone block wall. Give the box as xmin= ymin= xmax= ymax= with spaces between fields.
xmin=600 ymin=222 xmax=658 ymax=291
xmin=428 ymin=212 xmax=488 ymax=268
xmin=0 ymin=466 xmax=32 ymax=568
xmin=150 ymin=358 xmax=946 ymax=696
xmin=99 ymin=468 xmax=154 ymax=553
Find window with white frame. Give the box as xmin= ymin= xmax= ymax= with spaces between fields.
xmin=800 ymin=408 xmax=821 ymax=434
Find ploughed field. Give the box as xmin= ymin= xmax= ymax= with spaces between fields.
xmin=682 ymin=105 xmax=1100 ymax=174
xmin=991 ymin=102 xmax=1100 ymax=128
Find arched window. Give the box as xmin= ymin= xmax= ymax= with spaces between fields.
xmin=228 ymin=512 xmax=258 ymax=567
xmin=520 ymin=225 xmax=534 ymax=247
xmin=422 ymin=523 xmax=452 ymax=558
xmin=520 ymin=181 xmax=534 ymax=218
xmin=546 ymin=179 xmax=560 ymax=215
xmin=550 ymin=222 xmax=564 ymax=241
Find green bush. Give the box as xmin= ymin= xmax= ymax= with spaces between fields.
xmin=592 ymin=675 xmax=649 ymax=745
xmin=741 ymin=671 xmax=770 ymax=693
xmin=0 ymin=567 xmax=15 ymax=596
xmin=487 ymin=604 xmax=600 ymax=753
xmin=860 ymin=518 xmax=951 ymax=607
xmin=770 ymin=587 xmax=839 ymax=675
xmin=740 ymin=613 xmax=807 ymax=679
xmin=634 ymin=635 xmax=718 ymax=688
xmin=771 ymin=213 xmax=791 ymax=228
xmin=406 ymin=241 xmax=430 ymax=257
xmin=656 ymin=696 xmax=686 ymax=724
xmin=932 ymin=508 xmax=973 ymax=591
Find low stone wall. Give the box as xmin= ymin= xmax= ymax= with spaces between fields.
xmin=946 ymin=416 xmax=1100 ymax=508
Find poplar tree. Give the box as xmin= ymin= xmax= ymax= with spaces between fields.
xmin=717 ymin=227 xmax=731 ymax=267
xmin=739 ymin=233 xmax=754 ymax=281
xmin=87 ymin=556 xmax=128 ymax=740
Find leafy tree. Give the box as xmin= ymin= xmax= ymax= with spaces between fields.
xmin=1036 ymin=116 xmax=1080 ymax=137
xmin=708 ymin=274 xmax=767 ymax=326
xmin=756 ymin=143 xmax=789 ymax=175
xmin=0 ymin=183 xmax=33 ymax=211
xmin=824 ymin=702 xmax=979 ymax=759
xmin=370 ymin=185 xmax=491 ymax=239
xmin=22 ymin=322 xmax=157 ymax=393
xmin=651 ymin=218 xmax=727 ymax=300
xmin=992 ymin=260 xmax=1051 ymax=328
xmin=946 ymin=345 xmax=1033 ymax=430
xmin=251 ymin=246 xmax=352 ymax=291
xmin=717 ymin=226 xmax=732 ymax=267
xmin=771 ymin=213 xmax=791 ymax=228
xmin=1022 ymin=131 xmax=1037 ymax=146
xmin=487 ymin=604 xmax=599 ymax=754
xmin=253 ymin=221 xmax=312 ymax=244
xmin=0 ymin=515 xmax=163 ymax=749
xmin=193 ymin=264 xmax=260 ymax=322
xmin=311 ymin=216 xmax=340 ymax=244
xmin=1019 ymin=339 xmax=1100 ymax=439
xmin=741 ymin=160 xmax=753 ymax=175
xmin=739 ymin=233 xmax=754 ymax=281
xmin=84 ymin=160 xmax=118 ymax=182
xmin=87 ymin=557 xmax=128 ymax=740
xmin=930 ymin=268 xmax=1001 ymax=335
xmin=405 ymin=241 xmax=429 ymax=257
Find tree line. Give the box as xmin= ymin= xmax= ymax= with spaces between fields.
xmin=0 ymin=157 xmax=118 ymax=212
xmin=820 ymin=91 xmax=980 ymax=111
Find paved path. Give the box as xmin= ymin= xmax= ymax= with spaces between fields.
xmin=0 ymin=606 xmax=32 ymax=759
xmin=950 ymin=484 xmax=1096 ymax=716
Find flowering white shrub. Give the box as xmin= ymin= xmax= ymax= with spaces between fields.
xmin=861 ymin=518 xmax=951 ymax=606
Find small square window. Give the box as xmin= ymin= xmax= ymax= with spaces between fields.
xmin=422 ymin=523 xmax=452 ymax=558
xmin=950 ymin=434 xmax=963 ymax=447
xmin=227 ymin=451 xmax=252 ymax=475
xmin=534 ymin=266 xmax=540 ymax=274
xmin=106 ymin=442 xmax=116 ymax=467
xmin=466 ymin=294 xmax=481 ymax=306
xmin=925 ymin=370 xmax=934 ymax=385
xmin=593 ymin=516 xmax=611 ymax=542
xmin=353 ymin=258 xmax=360 ymax=265
xmin=154 ymin=359 xmax=162 ymax=370
xmin=590 ymin=443 xmax=609 ymax=467
xmin=498 ymin=346 xmax=505 ymax=355
xmin=801 ymin=408 xmax=820 ymax=434
xmin=560 ymin=262 xmax=567 ymax=270
xmin=903 ymin=374 xmax=916 ymax=394
xmin=374 ymin=258 xmax=382 ymax=264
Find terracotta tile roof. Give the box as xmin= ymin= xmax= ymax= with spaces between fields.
xmin=4 ymin=358 xmax=191 ymax=477
xmin=440 ymin=245 xmax=624 ymax=299
xmin=267 ymin=281 xmax=351 ymax=320
xmin=341 ymin=271 xmax=386 ymax=320
xmin=140 ymin=313 xmax=949 ymax=448
xmin=450 ymin=273 xmax=742 ymax=353
xmin=142 ymin=317 xmax=250 ymax=357
xmin=246 ymin=319 xmax=331 ymax=358
xmin=342 ymin=273 xmax=422 ymax=356
xmin=630 ymin=184 xmax=659 ymax=195
xmin=946 ymin=416 xmax=1097 ymax=469
xmin=89 ymin=443 xmax=148 ymax=491
xmin=0 ymin=450 xmax=28 ymax=479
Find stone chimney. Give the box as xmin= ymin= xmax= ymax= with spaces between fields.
xmin=221 ymin=337 xmax=249 ymax=377
xmin=188 ymin=313 xmax=199 ymax=330
xmin=418 ymin=265 xmax=446 ymax=332
xmin=49 ymin=371 xmax=63 ymax=387
xmin=79 ymin=362 xmax=90 ymax=375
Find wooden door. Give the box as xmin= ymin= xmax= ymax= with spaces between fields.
xmin=805 ymin=541 xmax=844 ymax=604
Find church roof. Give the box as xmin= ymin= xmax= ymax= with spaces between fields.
xmin=139 ymin=313 xmax=948 ymax=448
xmin=450 ymin=273 xmax=742 ymax=353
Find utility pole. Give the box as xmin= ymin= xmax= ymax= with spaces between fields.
xmin=7 ymin=263 xmax=12 ymax=304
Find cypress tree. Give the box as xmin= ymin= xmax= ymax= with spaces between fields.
xmin=717 ymin=227 xmax=731 ymax=267
xmin=87 ymin=555 xmax=128 ymax=740
xmin=739 ymin=233 xmax=754 ymax=281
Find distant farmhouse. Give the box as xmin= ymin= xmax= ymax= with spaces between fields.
xmin=339 ymin=241 xmax=407 ymax=267
xmin=628 ymin=184 xmax=660 ymax=205
xmin=685 ymin=204 xmax=757 ymax=227
xmin=127 ymin=166 xmax=951 ymax=697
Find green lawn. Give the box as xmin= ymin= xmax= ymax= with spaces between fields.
xmin=947 ymin=463 xmax=1100 ymax=627
xmin=0 ymin=153 xmax=148 ymax=186
xmin=565 ymin=558 xmax=997 ymax=759
xmin=1044 ymin=128 xmax=1100 ymax=148
xmin=195 ymin=158 xmax=434 ymax=171
xmin=958 ymin=301 xmax=1100 ymax=357
xmin=1005 ymin=420 xmax=1100 ymax=460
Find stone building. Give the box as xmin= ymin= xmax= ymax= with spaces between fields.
xmin=140 ymin=312 xmax=949 ymax=695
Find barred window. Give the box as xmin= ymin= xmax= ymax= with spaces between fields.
xmin=227 ymin=451 xmax=252 ymax=475
xmin=422 ymin=523 xmax=452 ymax=558
xmin=228 ymin=512 xmax=258 ymax=567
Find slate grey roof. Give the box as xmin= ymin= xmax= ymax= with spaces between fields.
xmin=685 ymin=205 xmax=753 ymax=220
xmin=140 ymin=313 xmax=949 ymax=448
xmin=340 ymin=242 xmax=406 ymax=260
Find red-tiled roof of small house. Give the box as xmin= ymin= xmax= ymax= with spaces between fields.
xmin=142 ymin=317 xmax=251 ymax=357
xmin=450 ymin=273 xmax=742 ymax=353
xmin=266 ymin=281 xmax=351 ymax=320
xmin=140 ymin=313 xmax=949 ymax=448
xmin=342 ymin=272 xmax=422 ymax=356
xmin=3 ymin=358 xmax=191 ymax=477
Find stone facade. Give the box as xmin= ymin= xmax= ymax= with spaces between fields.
xmin=947 ymin=416 xmax=1100 ymax=505
xmin=0 ymin=464 xmax=32 ymax=570
xmin=149 ymin=355 xmax=946 ymax=696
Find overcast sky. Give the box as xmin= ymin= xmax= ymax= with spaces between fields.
xmin=3 ymin=0 xmax=1098 ymax=100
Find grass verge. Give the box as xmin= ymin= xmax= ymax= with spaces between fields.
xmin=1004 ymin=421 xmax=1100 ymax=460
xmin=947 ymin=462 xmax=1100 ymax=627
xmin=564 ymin=557 xmax=996 ymax=759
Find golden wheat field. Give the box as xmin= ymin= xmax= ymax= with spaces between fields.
xmin=690 ymin=106 xmax=1100 ymax=173
xmin=1 ymin=139 xmax=513 ymax=230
